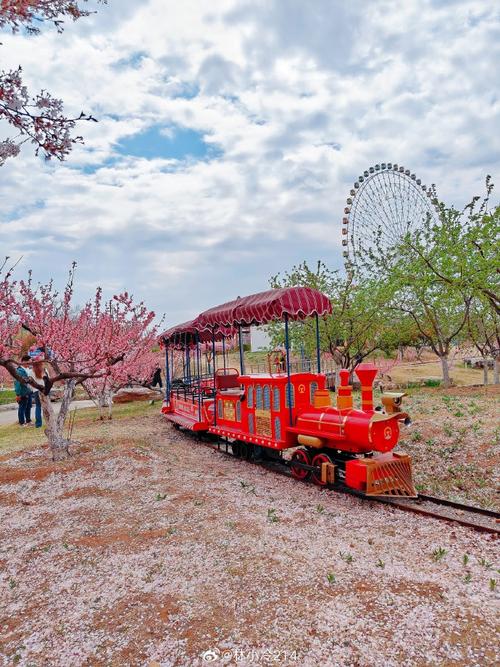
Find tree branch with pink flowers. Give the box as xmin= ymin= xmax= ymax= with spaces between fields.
xmin=0 ymin=1 xmax=106 ymax=164
xmin=0 ymin=260 xmax=158 ymax=460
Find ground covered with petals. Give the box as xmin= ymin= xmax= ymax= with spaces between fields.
xmin=1 ymin=403 xmax=499 ymax=667
xmin=398 ymin=386 xmax=499 ymax=509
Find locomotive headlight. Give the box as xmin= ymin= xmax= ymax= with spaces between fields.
xmin=381 ymin=392 xmax=407 ymax=414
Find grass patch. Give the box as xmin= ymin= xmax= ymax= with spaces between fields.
xmin=0 ymin=401 xmax=157 ymax=455
xmin=0 ymin=390 xmax=16 ymax=405
xmin=424 ymin=379 xmax=441 ymax=387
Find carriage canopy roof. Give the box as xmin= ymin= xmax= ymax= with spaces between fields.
xmin=194 ymin=287 xmax=332 ymax=329
xmin=159 ymin=320 xmax=234 ymax=346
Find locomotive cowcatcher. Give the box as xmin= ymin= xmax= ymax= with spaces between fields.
xmin=160 ymin=287 xmax=416 ymax=497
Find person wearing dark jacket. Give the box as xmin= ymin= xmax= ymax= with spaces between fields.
xmin=151 ymin=366 xmax=163 ymax=388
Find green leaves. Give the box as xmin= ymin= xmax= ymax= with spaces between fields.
xmin=268 ymin=178 xmax=498 ymax=388
xmin=267 ymin=508 xmax=279 ymax=523
xmin=269 ymin=260 xmax=396 ymax=370
xmin=374 ymin=178 xmax=499 ymax=387
xmin=432 ymin=547 xmax=447 ymax=562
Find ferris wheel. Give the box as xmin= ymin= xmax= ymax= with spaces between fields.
xmin=341 ymin=163 xmax=439 ymax=271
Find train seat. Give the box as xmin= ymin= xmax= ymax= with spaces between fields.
xmin=215 ymin=368 xmax=240 ymax=391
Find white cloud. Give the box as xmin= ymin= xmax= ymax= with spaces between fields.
xmin=0 ymin=0 xmax=499 ymax=325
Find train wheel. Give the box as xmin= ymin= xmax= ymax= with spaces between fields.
xmin=231 ymin=442 xmax=242 ymax=458
xmin=311 ymin=453 xmax=333 ymax=486
xmin=291 ymin=448 xmax=311 ymax=481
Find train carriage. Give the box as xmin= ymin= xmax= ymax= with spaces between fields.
xmin=159 ymin=287 xmax=416 ymax=497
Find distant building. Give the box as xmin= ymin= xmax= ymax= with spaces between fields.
xmin=240 ymin=327 xmax=251 ymax=347
xmin=250 ymin=326 xmax=271 ymax=351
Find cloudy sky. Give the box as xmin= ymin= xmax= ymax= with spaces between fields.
xmin=1 ymin=0 xmax=499 ymax=326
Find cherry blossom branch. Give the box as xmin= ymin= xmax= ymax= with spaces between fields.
xmin=0 ymin=1 xmax=106 ymax=33
xmin=0 ymin=66 xmax=98 ymax=163
xmin=0 ymin=2 xmax=106 ymax=164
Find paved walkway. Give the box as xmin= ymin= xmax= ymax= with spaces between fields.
xmin=0 ymin=399 xmax=96 ymax=426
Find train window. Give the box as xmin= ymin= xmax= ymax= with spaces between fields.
xmin=248 ymin=413 xmax=255 ymax=434
xmin=310 ymin=381 xmax=319 ymax=404
xmin=236 ymin=401 xmax=241 ymax=421
xmin=273 ymin=386 xmax=280 ymax=411
xmin=285 ymin=383 xmax=295 ymax=408
xmin=247 ymin=386 xmax=254 ymax=408
xmin=256 ymin=385 xmax=263 ymax=409
xmin=217 ymin=399 xmax=223 ymax=419
xmin=274 ymin=416 xmax=281 ymax=441
xmin=263 ymin=385 xmax=271 ymax=410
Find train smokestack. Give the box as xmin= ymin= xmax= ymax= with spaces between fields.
xmin=337 ymin=369 xmax=353 ymax=410
xmin=355 ymin=363 xmax=378 ymax=412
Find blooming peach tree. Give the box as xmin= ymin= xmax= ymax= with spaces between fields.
xmin=0 ymin=365 xmax=11 ymax=388
xmin=0 ymin=1 xmax=105 ymax=164
xmin=0 ymin=261 xmax=157 ymax=460
xmin=83 ymin=349 xmax=161 ymax=419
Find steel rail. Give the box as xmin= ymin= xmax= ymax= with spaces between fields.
xmin=416 ymin=493 xmax=499 ymax=518
xmin=191 ymin=430 xmax=500 ymax=535
xmin=367 ymin=495 xmax=499 ymax=536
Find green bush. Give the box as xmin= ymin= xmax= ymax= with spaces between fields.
xmin=424 ymin=379 xmax=442 ymax=387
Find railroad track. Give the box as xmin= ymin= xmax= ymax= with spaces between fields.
xmin=184 ymin=429 xmax=500 ymax=535
xmin=372 ymin=493 xmax=500 ymax=535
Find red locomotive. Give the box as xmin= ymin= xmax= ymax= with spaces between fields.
xmin=160 ymin=287 xmax=416 ymax=497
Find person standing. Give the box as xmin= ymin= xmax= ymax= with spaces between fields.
xmin=151 ymin=366 xmax=163 ymax=388
xmin=14 ymin=357 xmax=32 ymax=426
xmin=26 ymin=360 xmax=44 ymax=428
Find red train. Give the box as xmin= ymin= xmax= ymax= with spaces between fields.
xmin=160 ymin=287 xmax=416 ymax=497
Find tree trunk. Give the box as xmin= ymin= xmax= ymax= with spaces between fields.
xmin=440 ymin=355 xmax=451 ymax=388
xmin=494 ymin=356 xmax=499 ymax=385
xmin=98 ymin=395 xmax=104 ymax=419
xmin=97 ymin=389 xmax=113 ymax=419
xmin=105 ymin=389 xmax=113 ymax=419
xmin=332 ymin=363 xmax=341 ymax=390
xmin=483 ymin=361 xmax=489 ymax=386
xmin=39 ymin=379 xmax=76 ymax=461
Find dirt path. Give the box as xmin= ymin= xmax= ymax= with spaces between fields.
xmin=0 ymin=399 xmax=96 ymax=426
xmin=0 ymin=412 xmax=498 ymax=666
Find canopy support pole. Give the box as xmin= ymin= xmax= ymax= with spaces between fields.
xmin=238 ymin=324 xmax=245 ymax=375
xmin=186 ymin=347 xmax=191 ymax=385
xmin=222 ymin=336 xmax=226 ymax=372
xmin=196 ymin=333 xmax=202 ymax=422
xmin=165 ymin=343 xmax=170 ymax=404
xmin=315 ymin=313 xmax=321 ymax=374
xmin=284 ymin=314 xmax=293 ymax=426
xmin=171 ymin=347 xmax=175 ymax=396
xmin=212 ymin=328 xmax=217 ymax=426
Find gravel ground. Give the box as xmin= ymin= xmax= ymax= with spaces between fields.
xmin=397 ymin=386 xmax=500 ymax=509
xmin=0 ymin=412 xmax=499 ymax=667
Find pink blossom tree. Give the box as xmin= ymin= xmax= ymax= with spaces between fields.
xmin=0 ymin=1 xmax=105 ymax=164
xmin=0 ymin=260 xmax=157 ymax=460
xmin=0 ymin=365 xmax=11 ymax=388
xmin=83 ymin=348 xmax=160 ymax=419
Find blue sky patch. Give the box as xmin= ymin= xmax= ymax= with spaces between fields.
xmin=116 ymin=125 xmax=222 ymax=161
xmin=171 ymin=83 xmax=200 ymax=100
xmin=4 ymin=199 xmax=46 ymax=222
xmin=112 ymin=51 xmax=148 ymax=69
